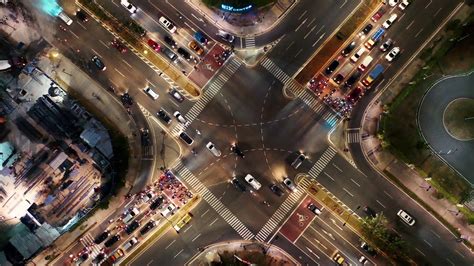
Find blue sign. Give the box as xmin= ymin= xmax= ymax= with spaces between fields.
xmin=221 ymin=4 xmax=253 ymax=13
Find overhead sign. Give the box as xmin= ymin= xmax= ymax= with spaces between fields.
xmin=221 ymin=4 xmax=253 ymax=13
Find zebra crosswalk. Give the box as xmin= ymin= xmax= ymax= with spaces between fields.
xmin=174 ymin=162 xmax=254 ymax=240
xmin=81 ymin=233 xmax=102 ymax=258
xmin=255 ymin=178 xmax=312 ymax=242
xmin=347 ymin=130 xmax=360 ymax=144
xmin=308 ymin=146 xmax=337 ymax=179
xmin=245 ymin=37 xmax=256 ymax=48
xmin=260 ymin=57 xmax=292 ymax=84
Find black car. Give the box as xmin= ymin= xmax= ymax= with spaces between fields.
xmin=307 ymin=203 xmax=322 ymax=215
xmin=121 ymin=93 xmax=133 ymax=106
xmin=75 ymin=9 xmax=88 ymax=22
xmin=125 ymin=221 xmax=140 ymax=235
xmin=361 ymin=23 xmax=373 ymax=35
xmin=164 ymin=35 xmax=177 ymax=48
xmin=104 ymin=234 xmax=120 ymax=247
xmin=363 ymin=206 xmax=377 ymax=218
xmin=157 ymin=109 xmax=172 ymax=124
xmin=141 ymin=129 xmax=151 ymax=146
xmin=230 ymin=144 xmax=245 ymax=158
xmin=345 ymin=71 xmax=361 ymax=87
xmin=94 ymin=231 xmax=109 ymax=244
xmin=177 ymin=47 xmax=192 ymax=60
xmin=231 ymin=177 xmax=246 ymax=192
xmin=291 ymin=153 xmax=306 ymax=169
xmin=140 ymin=220 xmax=157 ymax=235
xmin=333 ymin=74 xmax=344 ymax=84
xmin=179 ymin=132 xmax=193 ymax=145
xmin=361 ymin=242 xmax=377 ymax=256
xmin=150 ymin=196 xmax=164 ymax=210
xmin=270 ymin=184 xmax=284 ymax=197
xmin=91 ymin=55 xmax=106 ymax=71
xmin=341 ymin=41 xmax=356 ymax=57
xmin=94 ymin=252 xmax=106 ymax=263
xmin=325 ymin=60 xmax=340 ymax=75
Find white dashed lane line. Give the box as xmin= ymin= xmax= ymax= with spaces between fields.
xmin=114 ymin=68 xmax=126 ymax=77
xmin=165 ymin=239 xmax=176 ymax=249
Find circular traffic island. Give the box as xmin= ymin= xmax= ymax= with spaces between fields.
xmin=443 ymin=98 xmax=474 ymax=141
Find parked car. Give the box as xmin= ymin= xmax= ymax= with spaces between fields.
xmin=140 ymin=220 xmax=157 ymax=235
xmin=150 ymin=196 xmax=164 ymax=210
xmin=371 ymin=7 xmax=386 ymax=22
xmin=382 ymin=13 xmax=398 ymax=29
xmin=94 ymin=231 xmax=109 ymax=244
xmin=160 ymin=203 xmax=177 ymax=217
xmin=104 ymin=234 xmax=121 ymax=247
xmin=75 ymin=9 xmax=88 ymax=22
xmin=125 ymin=220 xmax=140 ymax=234
xmin=307 ymin=203 xmax=322 ymax=215
xmin=341 ymin=41 xmax=356 ymax=57
xmin=325 ymin=60 xmax=340 ymax=75
xmin=379 ymin=38 xmax=393 ymax=52
xmin=360 ymin=23 xmax=373 ymax=36
xmin=123 ymin=237 xmax=138 ymax=250
xmin=398 ymin=0 xmax=410 ymax=10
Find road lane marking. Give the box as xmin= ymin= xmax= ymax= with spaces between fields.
xmin=99 ymin=40 xmax=109 ymax=49
xmin=332 ymin=163 xmax=343 ymax=172
xmin=330 ymin=218 xmax=343 ymax=231
xmin=298 ymin=10 xmax=307 ymax=20
xmin=446 ymin=258 xmax=455 ymax=266
xmin=173 ymin=249 xmax=184 ymax=258
xmin=146 ymin=260 xmax=153 ymax=266
xmin=285 ymin=41 xmax=295 ymax=51
xmin=304 ymin=25 xmax=317 ymax=39
xmin=69 ymin=30 xmax=80 ymax=39
xmin=114 ymin=68 xmax=126 ymax=77
xmin=430 ymin=229 xmax=440 ymax=238
xmin=323 ymin=172 xmax=334 ymax=181
xmin=191 ymin=233 xmax=202 ymax=242
xmin=350 ymin=178 xmax=360 ymax=187
xmin=183 ymin=224 xmax=193 ymax=233
xmin=165 ymin=239 xmax=176 ymax=249
xmin=295 ymin=18 xmax=307 ymax=32
xmin=307 ymin=18 xmax=316 ymax=27
xmin=423 ymin=239 xmax=433 ymax=248
xmin=376 ymin=200 xmax=386 ymax=208
xmin=425 ymin=0 xmax=432 ymax=9
xmin=415 ymin=28 xmax=424 ymax=38
xmin=383 ymin=190 xmax=393 ymax=199
xmin=339 ymin=0 xmax=347 ymax=8
xmin=455 ymin=249 xmax=465 ymax=258
xmin=91 ymin=48 xmax=101 ymax=56
xmin=342 ymin=188 xmax=353 ymax=197
xmin=406 ymin=20 xmax=415 ymax=30
xmin=415 ymin=248 xmax=426 ymax=256
xmin=434 ymin=7 xmax=443 ymax=17
xmin=294 ymin=48 xmax=303 ymax=58
xmin=121 ymin=59 xmax=133 ymax=69
xmin=209 ymin=217 xmax=219 ymax=226
xmin=77 ymin=21 xmax=87 ymax=30
xmin=313 ymin=238 xmax=328 ymax=250
xmin=145 ymin=79 xmax=157 ymax=88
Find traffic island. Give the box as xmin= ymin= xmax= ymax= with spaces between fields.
xmin=186 ymin=240 xmax=297 ymax=266
xmin=443 ymin=98 xmax=474 ymax=141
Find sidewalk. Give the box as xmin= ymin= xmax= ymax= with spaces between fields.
xmin=186 ymin=240 xmax=298 ymax=265
xmin=186 ymin=0 xmax=296 ymax=37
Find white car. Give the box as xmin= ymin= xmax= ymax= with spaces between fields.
xmin=385 ymin=47 xmax=400 ymax=62
xmin=206 ymin=142 xmax=222 ymax=157
xmin=217 ymin=30 xmax=235 ymax=43
xmin=397 ymin=209 xmax=415 ymax=226
xmin=388 ymin=0 xmax=399 ymax=6
xmin=159 ymin=16 xmax=177 ymax=33
xmin=120 ymin=0 xmax=137 ymax=13
xmin=173 ymin=111 xmax=190 ymax=126
xmin=350 ymin=47 xmax=366 ymax=63
xmin=144 ymin=87 xmax=159 ymax=100
xmin=160 ymin=203 xmax=177 ymax=217
xmin=244 ymin=174 xmax=261 ymax=190
xmin=283 ymin=177 xmax=297 ymax=192
xmin=398 ymin=0 xmax=410 ymax=10
xmin=382 ymin=13 xmax=398 ymax=29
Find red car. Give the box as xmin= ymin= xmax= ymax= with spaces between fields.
xmin=371 ymin=7 xmax=386 ymax=22
xmin=347 ymin=86 xmax=364 ymax=103
xmin=147 ymin=39 xmax=161 ymax=52
xmin=111 ymin=39 xmax=127 ymax=53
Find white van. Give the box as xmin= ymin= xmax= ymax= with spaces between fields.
xmin=58 ymin=11 xmax=73 ymax=25
xmin=144 ymin=87 xmax=159 ymax=100
xmin=358 ymin=56 xmax=374 ymax=72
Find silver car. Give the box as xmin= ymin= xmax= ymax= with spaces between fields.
xmin=206 ymin=142 xmax=221 ymax=157
xmin=283 ymin=177 xmax=297 ymax=192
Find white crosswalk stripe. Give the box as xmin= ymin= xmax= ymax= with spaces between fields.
xmin=347 ymin=131 xmax=360 ymax=144
xmin=245 ymin=37 xmax=256 ymax=48
xmin=180 ymin=58 xmax=242 ymax=127
xmin=81 ymin=233 xmax=102 ymax=258
xmin=308 ymin=146 xmax=337 ymax=179
xmin=255 ymin=178 xmax=312 ymax=242
xmin=173 ymin=162 xmax=254 ymax=240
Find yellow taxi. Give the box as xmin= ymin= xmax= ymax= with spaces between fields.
xmin=173 ymin=213 xmax=192 ymax=232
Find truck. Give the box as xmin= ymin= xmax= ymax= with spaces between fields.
xmin=362 ymin=64 xmax=384 ymax=87
xmin=364 ymin=27 xmax=385 ymax=50
xmin=333 ymin=64 xmax=354 ymax=84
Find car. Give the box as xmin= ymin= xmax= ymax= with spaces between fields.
xmin=147 ymin=39 xmax=160 ymax=52
xmin=169 ymin=88 xmax=185 ymax=103
xmin=164 ymin=35 xmax=177 ymax=48
xmin=325 ymin=60 xmax=340 ymax=75
xmin=385 ymin=46 xmax=400 ymax=62
xmin=379 ymin=38 xmax=393 ymax=52
xmin=125 ymin=220 xmax=140 ymax=234
xmin=359 ymin=256 xmax=368 ymax=264
xmin=106 ymin=248 xmax=124 ymax=264
xmin=75 ymin=251 xmax=89 ymax=263
xmin=270 ymin=184 xmax=284 ymax=196
xmin=140 ymin=220 xmax=157 ymax=235
xmin=157 ymin=109 xmax=172 ymax=124
xmin=142 ymin=191 xmax=156 ymax=202
xmin=388 ymin=0 xmax=399 ymax=6
xmin=160 ymin=203 xmax=177 ymax=217
xmin=111 ymin=39 xmax=127 ymax=53
xmin=345 ymin=71 xmax=362 ymax=88
xmin=363 ymin=206 xmax=377 ymax=218
xmin=123 ymin=237 xmax=138 ymax=250
xmin=307 ymin=203 xmax=322 ymax=215
xmin=173 ymin=111 xmax=190 ymax=126
xmin=194 ymin=31 xmax=208 ymax=44
xmin=206 ymin=142 xmax=222 ymax=157
xmin=397 ymin=209 xmax=415 ymax=226
xmin=360 ymin=241 xmax=377 ymax=256
xmin=398 ymin=0 xmax=410 ymax=10
xmin=120 ymin=0 xmax=137 ymax=13
xmin=358 ymin=56 xmax=374 ymax=72
xmin=104 ymin=234 xmax=121 ymax=247
xmin=371 ymin=7 xmax=386 ymax=22
xmin=282 ymin=177 xmax=297 ymax=192
xmin=361 ymin=23 xmax=373 ymax=36
xmin=244 ymin=174 xmax=261 ymax=190
xmin=177 ymin=47 xmax=192 ymax=60
xmin=94 ymin=252 xmax=106 ymax=263
xmin=121 ymin=92 xmax=133 ymax=106
xmin=382 ymin=13 xmax=398 ymax=29
xmin=188 ymin=40 xmax=204 ymax=56
xmin=350 ymin=47 xmax=366 ymax=63
xmin=149 ymin=196 xmax=164 ymax=210
xmin=75 ymin=9 xmax=88 ymax=22
xmin=333 ymin=253 xmax=345 ymax=265
xmin=347 ymin=86 xmax=363 ymax=103
xmin=291 ymin=153 xmax=306 ymax=169
xmin=173 ymin=213 xmax=192 ymax=232
xmin=217 ymin=30 xmax=235 ymax=43
xmin=159 ymin=16 xmax=177 ymax=33
xmin=230 ymin=143 xmax=245 ymax=158
xmin=231 ymin=177 xmax=246 ymax=192
xmin=123 ymin=207 xmax=140 ymax=224
xmin=144 ymin=87 xmax=159 ymax=100
xmin=179 ymin=132 xmax=193 ymax=145
xmin=94 ymin=231 xmax=109 ymax=244
xmin=58 ymin=11 xmax=73 ymax=26
xmin=162 ymin=47 xmax=179 ymax=63
xmin=91 ymin=55 xmax=106 ymax=71
xmin=341 ymin=41 xmax=356 ymax=57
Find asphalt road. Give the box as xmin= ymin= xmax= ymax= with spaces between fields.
xmin=418 ymin=72 xmax=474 ymax=185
